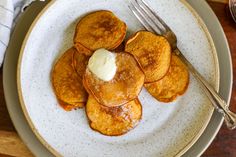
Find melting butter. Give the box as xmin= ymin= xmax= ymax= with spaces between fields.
xmin=88 ymin=48 xmax=117 ymax=81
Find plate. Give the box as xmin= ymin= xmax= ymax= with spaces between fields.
xmin=3 ymin=0 xmax=232 ymax=157
xmin=17 ymin=0 xmax=220 ymax=156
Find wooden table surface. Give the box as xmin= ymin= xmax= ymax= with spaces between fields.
xmin=0 ymin=1 xmax=235 ymax=157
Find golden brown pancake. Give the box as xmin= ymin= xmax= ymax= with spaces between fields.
xmin=144 ymin=53 xmax=189 ymax=102
xmin=72 ymin=50 xmax=89 ymax=77
xmin=83 ymin=52 xmax=145 ymax=107
xmin=74 ymin=10 xmax=127 ymax=53
xmin=58 ymin=99 xmax=85 ymax=111
xmin=51 ymin=47 xmax=88 ymax=108
xmin=86 ymin=95 xmax=142 ymax=136
xmin=74 ymin=42 xmax=93 ymax=56
xmin=125 ymin=31 xmax=171 ymax=83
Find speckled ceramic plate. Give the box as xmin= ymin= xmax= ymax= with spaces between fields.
xmin=17 ymin=0 xmax=220 ymax=157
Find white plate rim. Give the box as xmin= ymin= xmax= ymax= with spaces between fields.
xmin=16 ymin=0 xmax=222 ymax=157
xmin=17 ymin=1 xmax=61 ymax=156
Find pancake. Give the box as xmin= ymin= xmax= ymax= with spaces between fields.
xmin=51 ymin=47 xmax=88 ymax=109
xmin=144 ymin=53 xmax=189 ymax=102
xmin=125 ymin=31 xmax=171 ymax=83
xmin=86 ymin=95 xmax=142 ymax=136
xmin=58 ymin=99 xmax=85 ymax=111
xmin=74 ymin=10 xmax=127 ymax=53
xmin=72 ymin=49 xmax=89 ymax=77
xmin=83 ymin=52 xmax=144 ymax=107
xmin=74 ymin=42 xmax=93 ymax=56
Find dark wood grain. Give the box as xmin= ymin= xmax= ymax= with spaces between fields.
xmin=0 ymin=67 xmax=15 ymax=132
xmin=0 ymin=2 xmax=235 ymax=157
xmin=0 ymin=154 xmax=14 ymax=157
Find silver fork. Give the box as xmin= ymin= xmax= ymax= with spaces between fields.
xmin=229 ymin=0 xmax=236 ymax=23
xmin=129 ymin=0 xmax=236 ymax=129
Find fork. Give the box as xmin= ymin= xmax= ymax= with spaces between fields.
xmin=229 ymin=0 xmax=236 ymax=23
xmin=129 ymin=0 xmax=236 ymax=130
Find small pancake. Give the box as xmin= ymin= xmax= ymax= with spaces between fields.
xmin=74 ymin=10 xmax=127 ymax=52
xmin=83 ymin=52 xmax=145 ymax=107
xmin=58 ymin=99 xmax=85 ymax=111
xmin=144 ymin=53 xmax=189 ymax=102
xmin=74 ymin=42 xmax=93 ymax=56
xmin=72 ymin=50 xmax=89 ymax=77
xmin=86 ymin=95 xmax=142 ymax=136
xmin=51 ymin=47 xmax=88 ymax=106
xmin=125 ymin=31 xmax=171 ymax=83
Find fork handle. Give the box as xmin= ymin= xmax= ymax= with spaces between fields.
xmin=174 ymin=48 xmax=236 ymax=130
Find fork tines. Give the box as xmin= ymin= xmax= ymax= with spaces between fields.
xmin=229 ymin=0 xmax=236 ymax=22
xmin=128 ymin=0 xmax=171 ymax=35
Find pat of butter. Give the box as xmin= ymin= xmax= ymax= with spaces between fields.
xmin=88 ymin=48 xmax=117 ymax=81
